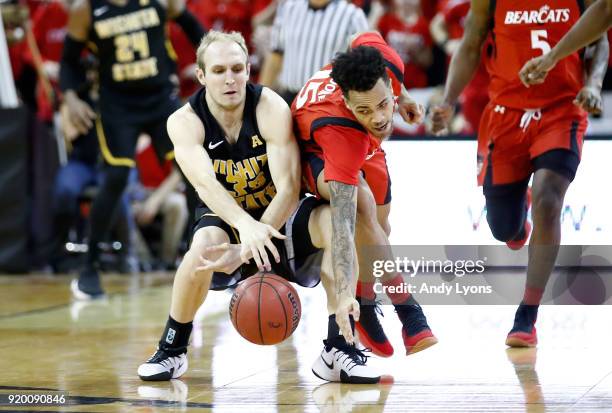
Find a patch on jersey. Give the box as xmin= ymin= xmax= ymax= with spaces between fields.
xmin=504 ymin=6 xmax=570 ymax=25
xmin=251 ymin=135 xmax=263 ymax=148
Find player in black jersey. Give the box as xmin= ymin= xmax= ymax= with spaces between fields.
xmin=137 ymin=31 xmax=381 ymax=384
xmin=59 ymin=0 xmax=205 ymax=298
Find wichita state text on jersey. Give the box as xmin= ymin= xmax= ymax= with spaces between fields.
xmin=89 ymin=0 xmax=176 ymax=92
xmin=189 ymin=84 xmax=276 ymax=217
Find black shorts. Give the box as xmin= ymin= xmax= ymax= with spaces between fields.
xmin=95 ymin=94 xmax=181 ymax=168
xmin=193 ymin=196 xmax=325 ymax=290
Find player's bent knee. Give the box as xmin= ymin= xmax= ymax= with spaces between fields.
xmin=186 ymin=227 xmax=229 ymax=267
xmin=309 ymin=205 xmax=332 ymax=248
xmin=532 ymin=190 xmax=564 ymax=221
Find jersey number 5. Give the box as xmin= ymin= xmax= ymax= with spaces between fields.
xmin=530 ymin=30 xmax=551 ymax=55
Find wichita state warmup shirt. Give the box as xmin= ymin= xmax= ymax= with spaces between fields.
xmin=188 ymin=84 xmax=277 ymax=219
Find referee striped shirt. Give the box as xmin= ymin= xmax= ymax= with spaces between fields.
xmin=270 ymin=0 xmax=369 ymax=92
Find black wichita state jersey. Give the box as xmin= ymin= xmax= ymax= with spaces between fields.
xmin=89 ymin=0 xmax=176 ymax=98
xmin=189 ymin=84 xmax=277 ymax=218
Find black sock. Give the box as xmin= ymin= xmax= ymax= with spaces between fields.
xmin=326 ymin=314 xmax=355 ymax=347
xmin=393 ymin=295 xmax=418 ymax=312
xmin=159 ymin=316 xmax=193 ymax=353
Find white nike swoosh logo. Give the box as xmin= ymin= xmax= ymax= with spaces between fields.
xmin=208 ymin=140 xmax=223 ymax=150
xmin=93 ymin=6 xmax=109 ymax=16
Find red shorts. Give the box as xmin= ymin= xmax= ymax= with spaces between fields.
xmin=302 ymin=149 xmax=392 ymax=205
xmin=477 ymin=100 xmax=587 ymax=186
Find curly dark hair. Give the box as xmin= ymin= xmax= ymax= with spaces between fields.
xmin=330 ymin=46 xmax=389 ymax=97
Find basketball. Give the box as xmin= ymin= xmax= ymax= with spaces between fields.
xmin=229 ymin=273 xmax=302 ymax=345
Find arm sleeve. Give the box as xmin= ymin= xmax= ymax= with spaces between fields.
xmin=313 ymin=125 xmax=369 ymax=185
xmin=59 ymin=35 xmax=87 ymax=92
xmin=173 ymin=9 xmax=207 ymax=47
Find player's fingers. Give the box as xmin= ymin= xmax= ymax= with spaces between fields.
xmin=248 ymin=244 xmax=264 ymax=270
xmin=351 ymin=301 xmax=360 ymax=322
xmin=240 ymin=244 xmax=251 ymax=264
xmin=337 ymin=314 xmax=353 ymax=344
xmin=593 ymin=97 xmax=602 ymax=114
xmin=85 ymin=104 xmax=96 ymax=120
xmin=195 ymin=258 xmax=215 ymax=271
xmin=416 ymin=104 xmax=425 ymax=122
xmin=519 ymin=69 xmax=531 ymax=87
xmin=269 ymin=227 xmax=287 ymax=240
xmin=205 ymin=243 xmax=230 ymax=253
xmin=78 ymin=108 xmax=94 ymax=129
xmin=73 ymin=114 xmax=90 ymax=135
xmin=264 ymin=238 xmax=280 ymax=263
xmin=256 ymin=243 xmax=271 ymax=272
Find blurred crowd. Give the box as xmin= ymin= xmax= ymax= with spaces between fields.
xmin=2 ymin=0 xmax=611 ymax=273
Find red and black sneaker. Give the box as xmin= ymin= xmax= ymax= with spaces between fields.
xmin=506 ymin=303 xmax=538 ymax=347
xmin=355 ymin=298 xmax=394 ymax=358
xmin=507 ymin=188 xmax=532 ymax=251
xmin=396 ymin=303 xmax=438 ymax=355
xmin=396 ymin=304 xmax=438 ymax=355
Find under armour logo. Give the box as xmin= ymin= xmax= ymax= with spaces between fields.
xmin=165 ymin=328 xmax=176 ymax=344
xmin=251 ymin=135 xmax=263 ymax=148
xmin=494 ymin=105 xmax=506 ymax=114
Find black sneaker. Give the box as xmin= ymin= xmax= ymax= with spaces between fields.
xmin=138 ymin=346 xmax=188 ymax=381
xmin=355 ymin=298 xmax=394 ymax=357
xmin=506 ymin=304 xmax=538 ymax=347
xmin=71 ymin=265 xmax=104 ymax=300
xmin=396 ymin=303 xmax=438 ymax=355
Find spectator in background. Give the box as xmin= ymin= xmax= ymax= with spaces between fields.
xmin=430 ymin=0 xmax=490 ymax=133
xmin=132 ymin=135 xmax=187 ymax=271
xmin=28 ymin=0 xmax=68 ymax=123
xmin=419 ymin=0 xmax=444 ymax=22
xmin=259 ymin=0 xmax=368 ymax=104
xmin=169 ymin=0 xmax=267 ymax=98
xmin=376 ymin=0 xmax=432 ymax=89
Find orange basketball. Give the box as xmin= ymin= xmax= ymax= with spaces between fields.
xmin=229 ymin=273 xmax=302 ymax=345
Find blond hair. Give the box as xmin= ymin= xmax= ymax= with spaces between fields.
xmin=196 ymin=31 xmax=249 ymax=72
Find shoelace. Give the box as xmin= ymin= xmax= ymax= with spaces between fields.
xmin=147 ymin=347 xmax=184 ymax=364
xmin=333 ymin=345 xmax=372 ymax=371
xmin=373 ymin=300 xmax=384 ymax=317
xmin=519 ymin=109 xmax=542 ymax=132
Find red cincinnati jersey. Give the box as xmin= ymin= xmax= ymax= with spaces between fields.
xmin=487 ymin=0 xmax=585 ymax=109
xmin=292 ymin=32 xmax=403 ymax=185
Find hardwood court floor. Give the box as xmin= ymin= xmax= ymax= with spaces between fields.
xmin=1 ymin=273 xmax=612 ymax=412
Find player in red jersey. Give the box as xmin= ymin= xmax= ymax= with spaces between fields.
xmin=293 ymin=32 xmax=438 ymax=358
xmin=431 ymin=0 xmax=608 ymax=347
xmin=519 ymin=0 xmax=612 ymax=88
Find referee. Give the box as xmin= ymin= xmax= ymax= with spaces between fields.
xmin=259 ymin=0 xmax=368 ymax=104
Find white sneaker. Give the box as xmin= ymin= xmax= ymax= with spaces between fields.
xmin=311 ymin=340 xmax=380 ymax=384
xmin=138 ymin=348 xmax=188 ymax=381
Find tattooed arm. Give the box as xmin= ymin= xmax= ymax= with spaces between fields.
xmin=329 ymin=180 xmax=360 ymax=344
